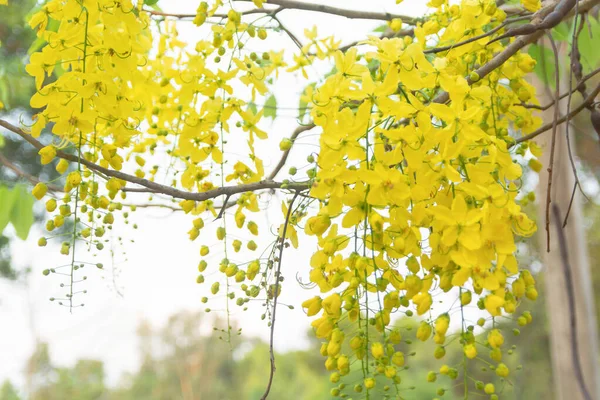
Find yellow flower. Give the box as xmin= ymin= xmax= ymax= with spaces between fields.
xmin=464 ymin=344 xmax=477 ymax=359
xmin=432 ymin=194 xmax=482 ymax=251
xmin=484 ymin=295 xmax=505 ymax=317
xmin=487 ymin=329 xmax=504 ymax=348
xmin=322 ymin=293 xmax=342 ymax=318
xmin=66 ymin=171 xmax=81 ymax=187
xmin=38 ymin=146 xmax=56 ymax=165
xmin=371 ymin=342 xmax=385 ymax=359
xmin=521 ymin=0 xmax=541 ymax=12
xmin=305 ymin=212 xmax=331 ymax=236
xmin=496 ymin=363 xmax=509 ymax=377
xmin=435 ymin=313 xmax=450 ymax=336
xmin=56 ymin=159 xmax=69 ymax=174
xmin=301 ymin=296 xmax=322 ymax=317
xmin=392 ymin=351 xmax=405 ymax=367
xmin=32 ymin=183 xmax=47 ymax=200
xmin=413 ymin=292 xmax=433 ymax=315
xmin=389 ymin=18 xmax=403 ymax=32
xmin=416 ymin=321 xmax=432 ymax=341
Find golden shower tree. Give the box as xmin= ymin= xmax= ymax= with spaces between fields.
xmin=1 ymin=0 xmax=600 ymax=398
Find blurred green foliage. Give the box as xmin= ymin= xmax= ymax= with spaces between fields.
xmin=0 ymin=303 xmax=556 ymax=400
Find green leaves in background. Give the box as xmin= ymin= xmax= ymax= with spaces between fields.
xmin=529 ymin=17 xmax=600 ymax=86
xmin=299 ymin=82 xmax=315 ymax=122
xmin=264 ymin=94 xmax=277 ymax=119
xmin=577 ymin=17 xmax=600 ymax=73
xmin=0 ymin=184 xmax=34 ymax=240
xmin=528 ymin=44 xmax=557 ymax=88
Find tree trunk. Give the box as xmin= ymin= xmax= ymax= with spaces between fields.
xmin=533 ymin=47 xmax=600 ymax=400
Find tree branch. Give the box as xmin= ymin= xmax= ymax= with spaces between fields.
xmin=268 ymin=123 xmax=315 ymax=180
xmin=144 ymin=8 xmax=274 ymax=19
xmin=261 ymin=190 xmax=300 ymax=400
xmin=236 ymin=0 xmax=418 ymax=23
xmin=0 ymin=119 xmax=310 ymax=203
xmin=518 ymin=65 xmax=600 ymax=110
xmin=0 ymin=153 xmax=63 ymax=192
xmin=514 ymin=82 xmax=600 ymax=145
xmin=545 ymin=34 xmax=561 ymax=253
xmin=424 ymin=15 xmax=532 ymax=55
xmin=433 ymin=0 xmax=600 ymax=105
xmin=552 ymin=204 xmax=594 ymax=400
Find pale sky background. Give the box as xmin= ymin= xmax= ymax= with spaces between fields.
xmin=0 ymin=0 xmax=444 ymax=391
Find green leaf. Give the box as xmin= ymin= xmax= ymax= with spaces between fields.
xmin=264 ymin=94 xmax=277 ymax=119
xmin=299 ymin=82 xmax=316 ymax=121
xmin=551 ymin=22 xmax=571 ymax=42
xmin=528 ymin=44 xmax=556 ymax=89
xmin=576 ymin=17 xmax=600 ymax=74
xmin=0 ymin=185 xmax=18 ymax=233
xmin=144 ymin=0 xmax=159 ymax=5
xmin=373 ymin=24 xmax=388 ymax=33
xmin=10 ymin=185 xmax=34 ymax=240
xmin=248 ymin=101 xmax=258 ymax=115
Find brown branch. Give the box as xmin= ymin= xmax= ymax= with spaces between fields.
xmin=0 ymin=119 xmax=310 ymax=203
xmin=236 ymin=0 xmax=418 ymax=23
xmin=545 ymin=34 xmax=561 ymax=253
xmin=328 ymin=28 xmax=412 ymax=55
xmin=272 ymin=14 xmax=304 ymax=51
xmin=562 ymin=1 xmax=591 ymax=228
xmin=514 ymin=82 xmax=600 ymax=145
xmin=146 ymin=1 xmax=418 ymax=22
xmin=492 ymin=0 xmax=575 ymax=43
xmin=267 ymin=123 xmax=315 ymax=180
xmin=261 ymin=190 xmax=300 ymax=400
xmin=0 ymin=153 xmax=63 ymax=192
xmin=424 ymin=15 xmax=532 ymax=55
xmin=122 ymin=187 xmax=160 ymax=193
xmin=518 ymin=65 xmax=600 ymax=110
xmin=562 ymin=182 xmax=578 ymax=228
xmin=433 ymin=0 xmax=600 ymax=105
xmin=123 ymin=202 xmax=181 ymax=211
xmin=552 ymin=204 xmax=594 ymax=400
xmin=144 ymin=8 xmax=274 ymax=19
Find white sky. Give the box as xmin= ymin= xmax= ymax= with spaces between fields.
xmin=0 ymin=0 xmax=434 ymax=391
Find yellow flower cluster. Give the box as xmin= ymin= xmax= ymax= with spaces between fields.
xmin=300 ymin=1 xmax=540 ymax=395
xmin=21 ymin=0 xmax=543 ymax=396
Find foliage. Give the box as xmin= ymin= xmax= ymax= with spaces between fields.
xmin=0 ymin=306 xmax=560 ymax=400
xmin=0 ymin=0 xmax=598 ymax=398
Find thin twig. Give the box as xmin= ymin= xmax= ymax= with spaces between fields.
xmin=267 ymin=123 xmax=315 ymax=180
xmin=272 ymin=14 xmax=304 ymax=51
xmin=144 ymin=7 xmax=274 ymax=19
xmin=122 ymin=202 xmax=181 ymax=211
xmin=424 ymin=15 xmax=532 ymax=55
xmin=562 ymin=3 xmax=592 ymax=225
xmin=0 ymin=119 xmax=311 ymax=203
xmin=0 ymin=153 xmax=63 ymax=192
xmin=545 ymin=34 xmax=561 ymax=253
xmin=215 ymin=194 xmax=231 ymax=220
xmin=562 ymin=182 xmax=578 ymax=228
xmin=261 ymin=191 xmax=300 ymax=400
xmin=552 ymin=204 xmax=593 ymax=400
xmin=235 ymin=0 xmax=418 ymax=23
xmin=433 ymin=0 xmax=600 ymax=105
xmin=518 ymin=66 xmax=600 ymax=110
xmin=491 ymin=0 xmax=575 ymax=43
xmin=514 ymin=82 xmax=600 ymax=145
xmin=122 ymin=187 xmax=160 ymax=194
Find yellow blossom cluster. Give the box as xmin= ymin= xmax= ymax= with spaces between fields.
xmin=19 ymin=0 xmax=545 ymax=397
